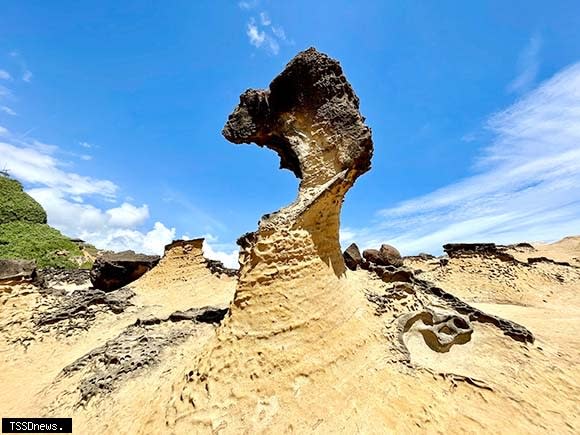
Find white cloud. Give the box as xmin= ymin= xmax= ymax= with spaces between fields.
xmin=22 ymin=70 xmax=32 ymax=82
xmin=202 ymin=237 xmax=239 ymax=269
xmin=0 ymin=106 xmax=17 ymax=116
xmin=0 ymin=126 xmax=178 ymax=255
xmin=244 ymin=13 xmax=287 ymax=55
xmin=0 ymin=85 xmax=11 ymax=98
xmin=27 ymin=187 xmax=174 ymax=255
xmin=80 ymin=154 xmax=92 ymax=161
xmin=79 ymin=141 xmax=92 ymax=148
xmin=0 ymin=141 xmax=117 ymax=197
xmin=247 ymin=19 xmax=266 ymax=48
xmin=508 ymin=35 xmax=542 ymax=94
xmin=0 ymin=70 xmax=11 ymax=80
xmin=345 ymin=62 xmax=580 ymax=255
xmin=106 ymin=203 xmax=149 ymax=228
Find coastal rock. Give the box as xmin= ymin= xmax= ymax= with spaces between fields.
xmin=343 ymin=243 xmax=363 ymax=270
xmin=0 ymin=259 xmax=36 ymax=283
xmin=90 ymin=251 xmax=160 ymax=292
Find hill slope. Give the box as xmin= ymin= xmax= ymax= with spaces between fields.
xmin=0 ymin=175 xmax=88 ymax=268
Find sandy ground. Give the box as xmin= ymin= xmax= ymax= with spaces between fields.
xmin=0 ymin=236 xmax=578 ymax=434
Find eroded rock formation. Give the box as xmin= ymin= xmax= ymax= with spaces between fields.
xmin=223 ymin=47 xmax=372 ymax=279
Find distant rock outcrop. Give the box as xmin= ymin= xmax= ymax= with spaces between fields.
xmin=90 ymin=251 xmax=160 ymax=292
xmin=0 ymin=259 xmax=36 ymax=283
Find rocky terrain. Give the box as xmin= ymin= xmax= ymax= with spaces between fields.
xmin=0 ymin=48 xmax=578 ymax=434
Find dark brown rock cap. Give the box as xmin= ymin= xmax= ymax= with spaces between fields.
xmin=222 ymin=47 xmax=373 ymax=184
xmin=90 ymin=250 xmax=160 ymax=292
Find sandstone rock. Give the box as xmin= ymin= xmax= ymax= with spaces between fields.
xmin=90 ymin=251 xmax=160 ymax=292
xmin=223 ymin=47 xmax=373 ymax=280
xmin=343 ymin=243 xmax=363 ymax=270
xmin=0 ymin=259 xmax=36 ymax=282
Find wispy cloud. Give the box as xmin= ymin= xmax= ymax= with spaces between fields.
xmin=0 ymin=85 xmax=12 ymax=98
xmin=247 ymin=18 xmax=266 ymax=48
xmin=346 ymin=62 xmax=580 ymax=255
xmin=22 ymin=70 xmax=32 ymax=82
xmin=0 ymin=70 xmax=11 ymax=80
xmin=260 ymin=12 xmax=271 ymax=26
xmin=79 ymin=141 xmax=93 ymax=149
xmin=243 ymin=10 xmax=289 ymax=55
xmin=507 ymin=34 xmax=542 ymax=94
xmin=7 ymin=51 xmax=33 ymax=83
xmin=238 ymin=0 xmax=259 ymax=10
xmin=0 ymin=105 xmax=17 ymax=116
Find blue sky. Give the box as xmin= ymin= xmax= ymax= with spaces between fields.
xmin=1 ymin=1 xmax=579 ymax=267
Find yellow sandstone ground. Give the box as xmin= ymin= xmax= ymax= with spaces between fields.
xmin=0 ymin=236 xmax=578 ymax=433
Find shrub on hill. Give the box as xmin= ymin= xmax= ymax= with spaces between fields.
xmin=0 ymin=221 xmax=83 ymax=268
xmin=0 ymin=175 xmax=47 ymax=225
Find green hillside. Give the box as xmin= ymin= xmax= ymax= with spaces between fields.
xmin=0 ymin=176 xmax=47 ymax=225
xmin=0 ymin=174 xmax=89 ymax=268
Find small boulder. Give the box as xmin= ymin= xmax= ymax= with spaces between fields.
xmin=363 ymin=245 xmax=403 ymax=267
xmin=363 ymin=249 xmax=382 ymax=265
xmin=343 ymin=243 xmax=363 ymax=271
xmin=0 ymin=259 xmax=36 ymax=283
xmin=90 ymin=251 xmax=160 ymax=292
xmin=379 ymin=244 xmax=403 ymax=267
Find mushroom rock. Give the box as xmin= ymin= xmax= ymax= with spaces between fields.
xmin=223 ymin=47 xmax=372 ymax=278
xmin=169 ymin=48 xmax=375 ymax=430
xmin=222 ymin=46 xmax=373 ymax=327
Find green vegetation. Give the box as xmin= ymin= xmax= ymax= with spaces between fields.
xmin=0 ymin=221 xmax=83 ymax=268
xmin=0 ymin=176 xmax=47 ymax=225
xmin=0 ymin=174 xmax=94 ymax=269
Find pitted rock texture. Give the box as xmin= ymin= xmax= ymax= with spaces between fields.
xmin=56 ymin=305 xmax=227 ymax=406
xmin=34 ymin=287 xmax=135 ymax=333
xmin=222 ymin=47 xmax=373 ymax=186
xmin=167 ymin=48 xmax=376 ymax=432
xmin=162 ymin=239 xmax=238 ymax=277
xmin=35 ymin=268 xmax=91 ymax=289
